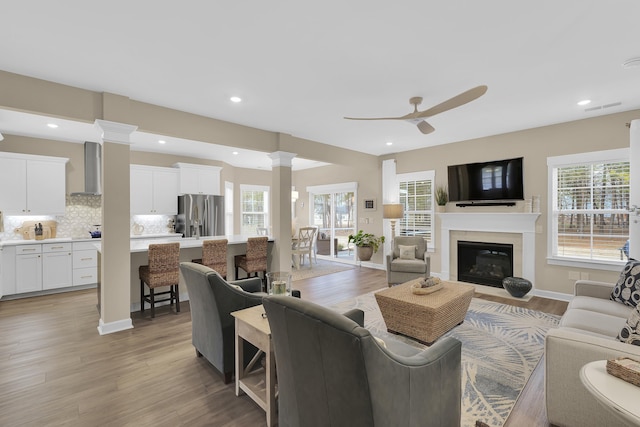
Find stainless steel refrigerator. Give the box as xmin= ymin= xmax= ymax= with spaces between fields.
xmin=176 ymin=194 xmax=225 ymax=238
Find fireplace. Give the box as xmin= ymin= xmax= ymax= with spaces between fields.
xmin=457 ymin=241 xmax=513 ymax=287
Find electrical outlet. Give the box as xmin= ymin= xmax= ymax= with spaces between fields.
xmin=580 ymin=272 xmax=590 ymax=280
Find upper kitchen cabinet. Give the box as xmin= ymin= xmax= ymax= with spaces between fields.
xmin=0 ymin=153 xmax=68 ymax=215
xmin=173 ymin=163 xmax=221 ymax=195
xmin=130 ymin=165 xmax=178 ymax=215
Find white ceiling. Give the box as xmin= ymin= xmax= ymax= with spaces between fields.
xmin=1 ymin=1 xmax=640 ymax=168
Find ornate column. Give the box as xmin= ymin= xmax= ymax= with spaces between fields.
xmin=95 ymin=119 xmax=137 ymax=335
xmin=268 ymin=151 xmax=296 ymax=273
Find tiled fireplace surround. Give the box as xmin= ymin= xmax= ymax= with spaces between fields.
xmin=439 ymin=213 xmax=540 ymax=288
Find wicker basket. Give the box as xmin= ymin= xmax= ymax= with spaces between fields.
xmin=411 ymin=282 xmax=443 ymax=295
xmin=606 ymin=357 xmax=640 ymax=387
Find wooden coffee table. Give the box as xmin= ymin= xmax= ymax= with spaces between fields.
xmin=375 ymin=279 xmax=474 ymax=345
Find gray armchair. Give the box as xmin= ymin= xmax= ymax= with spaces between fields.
xmin=263 ymin=295 xmax=462 ymax=427
xmin=386 ymin=236 xmax=431 ymax=286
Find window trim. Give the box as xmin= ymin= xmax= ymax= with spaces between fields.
xmin=396 ymin=170 xmax=436 ymax=250
xmin=239 ymin=184 xmax=270 ymax=235
xmin=546 ymin=148 xmax=630 ymax=269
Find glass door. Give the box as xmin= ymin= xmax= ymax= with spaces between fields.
xmin=312 ymin=190 xmax=356 ymax=261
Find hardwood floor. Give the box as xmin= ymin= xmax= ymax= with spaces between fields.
xmin=0 ymin=267 xmax=567 ymax=426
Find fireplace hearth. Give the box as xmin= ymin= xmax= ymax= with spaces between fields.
xmin=457 ymin=241 xmax=513 ymax=287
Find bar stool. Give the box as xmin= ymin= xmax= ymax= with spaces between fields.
xmin=139 ymin=242 xmax=181 ymax=318
xmin=192 ymin=239 xmax=228 ymax=279
xmin=234 ymin=236 xmax=268 ymax=285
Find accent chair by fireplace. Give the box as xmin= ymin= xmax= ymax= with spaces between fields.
xmin=386 ymin=236 xmax=430 ymax=286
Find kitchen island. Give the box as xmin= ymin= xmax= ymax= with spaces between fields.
xmin=95 ymin=235 xmax=273 ymax=312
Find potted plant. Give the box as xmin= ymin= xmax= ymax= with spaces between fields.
xmin=348 ymin=230 xmax=385 ymax=262
xmin=435 ymin=185 xmax=448 ymax=212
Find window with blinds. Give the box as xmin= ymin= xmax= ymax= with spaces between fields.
xmin=240 ymin=185 xmax=269 ymax=236
xmin=550 ymin=153 xmax=629 ymax=262
xmin=397 ymin=171 xmax=435 ymax=247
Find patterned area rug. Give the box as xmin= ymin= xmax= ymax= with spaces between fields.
xmin=332 ymin=289 xmax=560 ymax=427
xmin=291 ymin=259 xmax=354 ymax=282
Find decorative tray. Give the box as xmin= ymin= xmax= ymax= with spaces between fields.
xmin=606 ymin=357 xmax=640 ymax=387
xmin=411 ymin=277 xmax=443 ymax=295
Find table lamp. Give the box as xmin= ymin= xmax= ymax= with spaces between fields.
xmin=383 ymin=203 xmax=404 ymax=238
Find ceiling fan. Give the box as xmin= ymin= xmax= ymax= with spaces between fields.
xmin=344 ymin=85 xmax=488 ymax=134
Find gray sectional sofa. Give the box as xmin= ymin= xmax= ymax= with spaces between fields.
xmin=545 ymin=279 xmax=640 ymax=427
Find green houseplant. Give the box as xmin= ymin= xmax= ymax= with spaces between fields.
xmin=348 ymin=230 xmax=385 ymax=261
xmin=435 ymin=185 xmax=448 ymax=211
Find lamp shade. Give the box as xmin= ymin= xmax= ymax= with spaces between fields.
xmin=383 ymin=203 xmax=404 ymax=219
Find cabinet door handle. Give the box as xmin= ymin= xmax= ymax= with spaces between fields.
xmin=81 ymin=257 xmax=92 ymax=261
xmin=23 ymin=248 xmax=37 ymax=251
xmin=80 ymin=275 xmax=92 ymax=279
xmin=50 ymin=246 xmax=64 ymax=249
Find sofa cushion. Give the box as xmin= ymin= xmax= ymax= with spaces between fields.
xmin=390 ymin=258 xmax=427 ymax=274
xmin=568 ymin=296 xmax=633 ymax=319
xmin=559 ymin=308 xmax=628 ymax=338
xmin=398 ymin=244 xmax=416 ymax=260
xmin=618 ymin=304 xmax=640 ymax=346
xmin=610 ymin=259 xmax=640 ymax=307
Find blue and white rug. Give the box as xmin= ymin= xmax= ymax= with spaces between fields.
xmin=332 ymin=290 xmax=560 ymax=427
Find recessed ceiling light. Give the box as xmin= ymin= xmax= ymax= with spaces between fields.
xmin=622 ymin=57 xmax=640 ymax=69
xmin=230 ymin=96 xmax=242 ymax=103
xmin=47 ymin=123 xmax=58 ymax=129
xmin=386 ymin=141 xmax=393 ymax=146
xmin=158 ymin=140 xmax=166 ymax=144
xmin=232 ymin=151 xmax=239 ymax=155
xmin=577 ymin=99 xmax=591 ymax=106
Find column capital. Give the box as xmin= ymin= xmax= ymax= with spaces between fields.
xmin=268 ymin=151 xmax=297 ymax=168
xmin=94 ymin=120 xmax=138 ymax=145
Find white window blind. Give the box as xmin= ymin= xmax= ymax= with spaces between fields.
xmin=397 ymin=171 xmax=435 ymax=248
xmin=240 ymin=185 xmax=269 ymax=236
xmin=549 ymin=151 xmax=629 ymax=262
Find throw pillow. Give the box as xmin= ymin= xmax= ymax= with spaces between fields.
xmin=610 ymin=259 xmax=640 ymax=307
xmin=374 ymin=336 xmax=387 ymax=349
xmin=618 ymin=304 xmax=640 ymax=346
xmin=398 ymin=245 xmax=416 ymax=260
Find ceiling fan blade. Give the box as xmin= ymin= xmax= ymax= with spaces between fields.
xmin=417 ymin=85 xmax=488 ymax=118
xmin=344 ymin=115 xmax=408 ymax=121
xmin=416 ymin=120 xmax=435 ymax=134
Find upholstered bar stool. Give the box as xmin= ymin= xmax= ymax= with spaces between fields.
xmin=234 ymin=236 xmax=268 ymax=286
xmin=139 ymin=242 xmax=181 ymax=318
xmin=192 ymin=239 xmax=228 ymax=279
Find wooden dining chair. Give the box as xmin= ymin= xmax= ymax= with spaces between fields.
xmin=139 ymin=242 xmax=181 ymax=318
xmin=192 ymin=239 xmax=228 ymax=279
xmin=234 ymin=236 xmax=268 ymax=285
xmin=292 ymin=226 xmax=317 ymax=269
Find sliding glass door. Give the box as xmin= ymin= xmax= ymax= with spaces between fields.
xmin=309 ymin=183 xmax=356 ymax=262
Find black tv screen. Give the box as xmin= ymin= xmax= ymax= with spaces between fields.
xmin=448 ymin=157 xmax=524 ymax=202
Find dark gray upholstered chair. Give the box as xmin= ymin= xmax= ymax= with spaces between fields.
xmin=263 ymin=295 xmax=462 ymax=427
xmin=180 ymin=262 xmax=301 ymax=384
xmin=386 ymin=236 xmax=431 ymax=286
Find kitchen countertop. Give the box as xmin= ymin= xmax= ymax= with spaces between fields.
xmin=0 ymin=233 xmax=183 ymax=247
xmin=96 ymin=234 xmax=273 ymax=253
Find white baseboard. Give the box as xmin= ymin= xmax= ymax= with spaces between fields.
xmin=97 ymin=317 xmax=133 ymax=335
xmin=533 ymin=288 xmax=573 ymax=302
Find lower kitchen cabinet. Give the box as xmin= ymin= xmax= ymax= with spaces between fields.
xmin=16 ymin=246 xmax=43 ymax=293
xmin=72 ymin=242 xmax=98 ymax=286
xmin=42 ymin=243 xmax=73 ymax=290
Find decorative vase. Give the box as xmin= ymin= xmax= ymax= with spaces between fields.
xmin=436 ymin=205 xmax=446 ymax=213
xmin=502 ymin=277 xmax=532 ymax=298
xmin=357 ymin=246 xmax=374 ymax=261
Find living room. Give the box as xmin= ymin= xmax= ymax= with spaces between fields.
xmin=2 ymin=3 xmax=640 ymax=426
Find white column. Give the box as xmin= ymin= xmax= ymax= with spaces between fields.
xmin=382 ymin=159 xmax=398 ymax=259
xmin=630 ymin=120 xmax=640 ymax=259
xmin=268 ymin=151 xmax=296 ymax=273
xmin=95 ymin=119 xmax=137 ymax=335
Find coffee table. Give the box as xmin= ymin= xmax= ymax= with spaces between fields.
xmin=375 ymin=279 xmax=474 ymax=345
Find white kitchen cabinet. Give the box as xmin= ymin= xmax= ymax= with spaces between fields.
xmin=72 ymin=241 xmax=98 ymax=286
xmin=42 ymin=243 xmax=72 ymax=290
xmin=173 ymin=163 xmax=221 ymax=195
xmin=130 ymin=165 xmax=178 ymax=214
xmin=0 ymin=153 xmax=68 ymax=215
xmin=16 ymin=245 xmax=43 ymax=293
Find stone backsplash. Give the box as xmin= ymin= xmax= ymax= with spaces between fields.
xmin=0 ymin=194 xmax=176 ymax=240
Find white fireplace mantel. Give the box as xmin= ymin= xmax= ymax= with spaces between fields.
xmin=439 ymin=213 xmax=540 ymax=286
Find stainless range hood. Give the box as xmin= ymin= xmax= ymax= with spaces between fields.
xmin=71 ymin=141 xmax=102 ymax=196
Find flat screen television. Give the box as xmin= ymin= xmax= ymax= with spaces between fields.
xmin=447 ymin=157 xmax=524 ymax=203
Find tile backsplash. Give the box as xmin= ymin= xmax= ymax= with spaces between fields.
xmin=0 ymin=195 xmax=176 ymax=240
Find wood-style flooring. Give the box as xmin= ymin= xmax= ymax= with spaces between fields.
xmin=0 ymin=266 xmax=566 ymax=426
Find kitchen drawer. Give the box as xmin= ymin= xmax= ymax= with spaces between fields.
xmin=43 ymin=242 xmax=72 ymax=253
xmin=73 ymin=267 xmax=97 ymax=286
xmin=16 ymin=244 xmax=42 ymax=255
xmin=73 ymin=249 xmax=97 ymax=268
xmin=73 ymin=241 xmax=99 ymax=251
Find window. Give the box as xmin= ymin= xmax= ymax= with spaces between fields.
xmin=548 ymin=149 xmax=629 ymax=266
xmin=397 ymin=171 xmax=435 ymax=249
xmin=225 ymin=181 xmax=234 ymax=235
xmin=240 ymin=184 xmax=269 ymax=235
